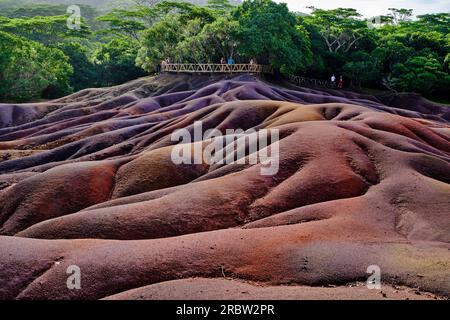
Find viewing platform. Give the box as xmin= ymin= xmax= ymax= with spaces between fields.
xmin=161 ymin=63 xmax=274 ymax=75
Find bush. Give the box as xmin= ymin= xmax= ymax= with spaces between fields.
xmin=0 ymin=31 xmax=73 ymax=102
xmin=389 ymin=55 xmax=450 ymax=94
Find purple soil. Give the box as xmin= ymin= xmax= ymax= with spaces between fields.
xmin=0 ymin=74 xmax=449 ymax=300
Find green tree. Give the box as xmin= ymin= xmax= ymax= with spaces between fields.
xmin=389 ymin=55 xmax=450 ymax=94
xmin=57 ymin=41 xmax=99 ymax=91
xmin=304 ymin=7 xmax=369 ymax=53
xmin=0 ymin=31 xmax=73 ymax=101
xmin=155 ymin=1 xmax=215 ymax=24
xmin=342 ymin=51 xmax=380 ymax=87
xmin=0 ymin=15 xmax=90 ymax=45
xmin=94 ymin=38 xmax=146 ymax=86
xmin=206 ymin=0 xmax=233 ymax=13
xmin=232 ymin=0 xmax=312 ymax=75
xmin=387 ymin=8 xmax=413 ymax=25
xmin=97 ymin=7 xmax=155 ymax=40
xmin=445 ymin=53 xmax=450 ymax=71
xmin=296 ymin=15 xmax=328 ymax=78
xmin=176 ymin=17 xmax=240 ymax=63
xmin=372 ymin=37 xmax=415 ymax=72
xmin=414 ymin=13 xmax=450 ymax=34
xmin=137 ymin=14 xmax=184 ymax=72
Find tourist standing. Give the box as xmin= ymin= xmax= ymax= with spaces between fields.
xmin=338 ymin=76 xmax=343 ymax=89
xmin=331 ymin=74 xmax=336 ymax=87
xmin=161 ymin=59 xmax=167 ymax=72
xmin=249 ymin=58 xmax=255 ymax=72
xmin=220 ymin=57 xmax=226 ymax=72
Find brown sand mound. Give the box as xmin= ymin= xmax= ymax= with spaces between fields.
xmin=103 ymin=278 xmax=442 ymax=300
xmin=0 ymin=74 xmax=449 ymax=300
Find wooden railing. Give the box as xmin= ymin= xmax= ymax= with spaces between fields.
xmin=162 ymin=63 xmax=273 ymax=75
xmin=288 ymin=75 xmax=331 ymax=88
xmin=161 ymin=64 xmax=331 ymax=88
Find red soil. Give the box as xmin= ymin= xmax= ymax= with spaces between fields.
xmin=0 ymin=74 xmax=448 ymax=300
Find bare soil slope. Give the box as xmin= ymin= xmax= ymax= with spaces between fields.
xmin=0 ymin=74 xmax=449 ymax=300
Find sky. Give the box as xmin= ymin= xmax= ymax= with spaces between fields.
xmin=276 ymin=0 xmax=450 ymax=17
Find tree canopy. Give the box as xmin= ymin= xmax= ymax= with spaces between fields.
xmin=0 ymin=0 xmax=448 ymax=102
xmin=0 ymin=31 xmax=73 ymax=101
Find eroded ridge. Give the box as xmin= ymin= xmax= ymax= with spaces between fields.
xmin=0 ymin=74 xmax=449 ymax=300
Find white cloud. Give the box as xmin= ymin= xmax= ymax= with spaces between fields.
xmin=276 ymin=0 xmax=450 ymax=17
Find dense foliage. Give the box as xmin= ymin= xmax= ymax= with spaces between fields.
xmin=0 ymin=31 xmax=73 ymax=101
xmin=0 ymin=0 xmax=449 ymax=102
xmin=299 ymin=7 xmax=450 ymax=94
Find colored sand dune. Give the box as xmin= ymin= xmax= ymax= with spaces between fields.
xmin=0 ymin=74 xmax=449 ymax=300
